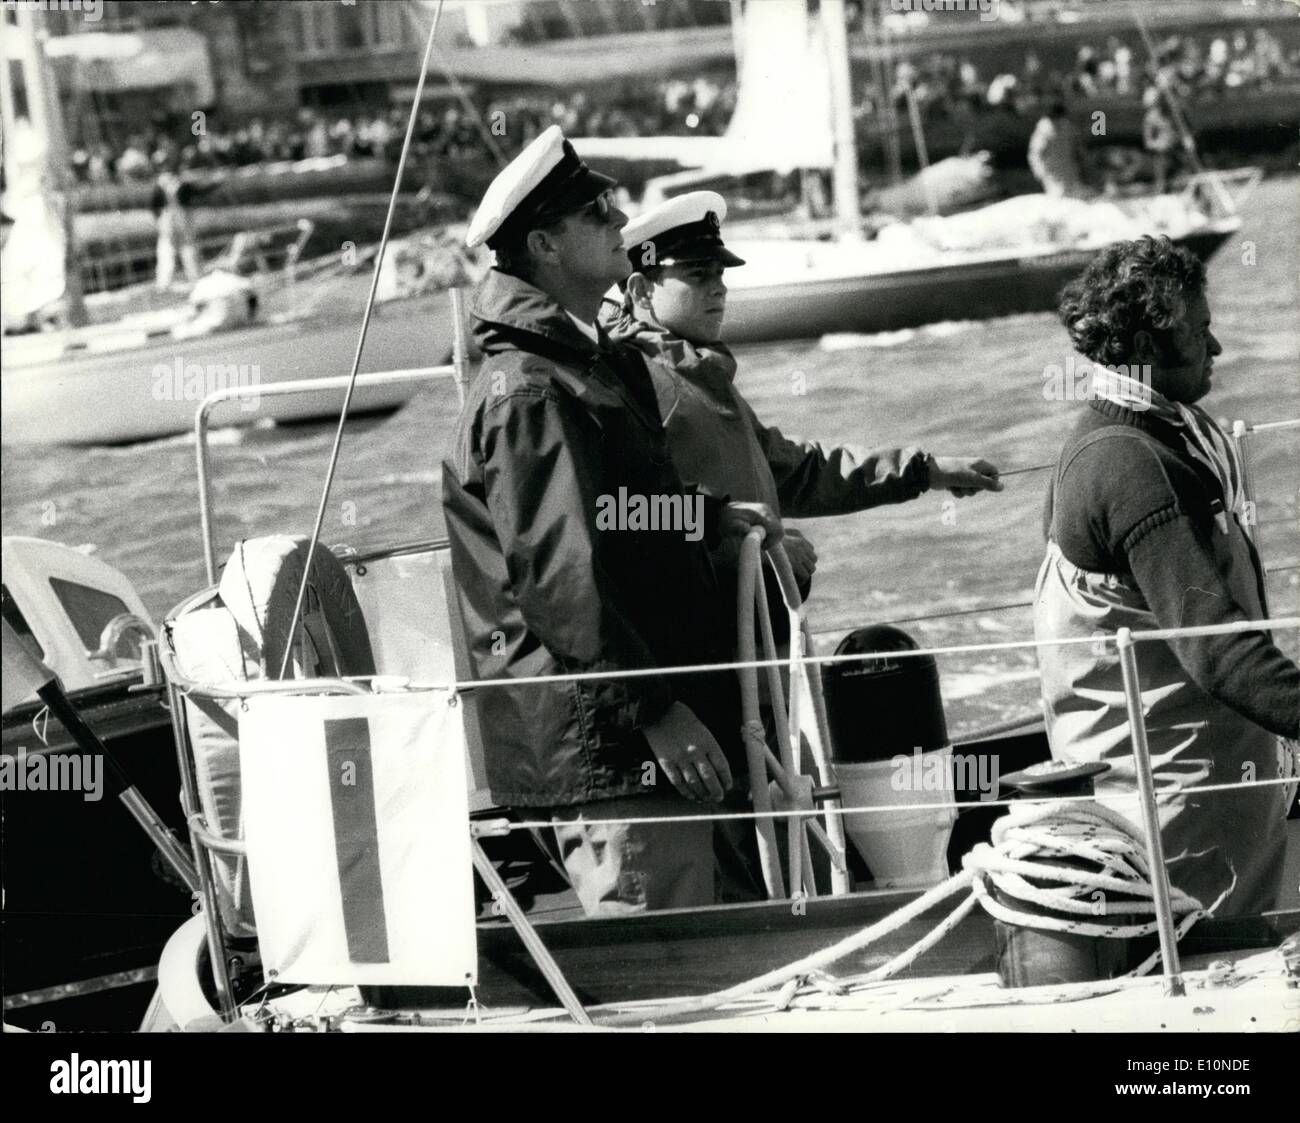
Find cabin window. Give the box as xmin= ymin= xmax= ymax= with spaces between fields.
xmin=1 ymin=584 xmax=46 ymax=661
xmin=47 ymin=579 xmax=132 ymax=654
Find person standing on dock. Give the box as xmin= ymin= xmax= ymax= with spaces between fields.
xmin=1034 ymin=235 xmax=1299 ymax=918
xmin=151 ymin=163 xmax=203 ymax=291
xmin=442 ymin=127 xmax=780 ymax=917
xmin=1027 ymin=101 xmax=1087 ymax=199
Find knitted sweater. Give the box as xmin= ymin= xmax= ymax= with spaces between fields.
xmin=1044 ymin=397 xmax=1298 ymax=738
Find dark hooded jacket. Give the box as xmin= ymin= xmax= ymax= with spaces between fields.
xmin=441 ymin=270 xmax=741 ymax=807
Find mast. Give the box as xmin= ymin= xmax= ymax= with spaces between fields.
xmin=3 ymin=5 xmax=85 ymax=325
xmin=863 ymin=9 xmax=903 ymax=186
xmin=729 ymin=0 xmax=745 ymax=87
xmin=821 ymin=0 xmax=861 ymax=238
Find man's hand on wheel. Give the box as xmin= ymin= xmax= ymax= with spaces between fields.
xmin=719 ymin=501 xmax=783 ymax=543
xmin=643 ymin=701 xmax=733 ymax=803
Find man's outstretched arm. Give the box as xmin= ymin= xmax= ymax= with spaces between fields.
xmin=751 ymin=408 xmax=1001 ymax=516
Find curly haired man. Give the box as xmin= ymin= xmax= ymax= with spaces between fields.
xmin=1033 ymin=235 xmax=1299 ymax=918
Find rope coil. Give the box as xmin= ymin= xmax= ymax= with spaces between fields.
xmin=963 ymin=799 xmax=1208 ymax=941
xmin=597 ymin=796 xmax=1225 ymax=1027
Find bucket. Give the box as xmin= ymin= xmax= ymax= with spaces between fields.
xmin=833 ymin=746 xmax=957 ymax=888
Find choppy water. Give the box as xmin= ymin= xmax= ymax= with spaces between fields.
xmin=4 ymin=177 xmax=1297 ymax=736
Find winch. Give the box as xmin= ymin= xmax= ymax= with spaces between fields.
xmin=821 ymin=625 xmax=955 ymax=888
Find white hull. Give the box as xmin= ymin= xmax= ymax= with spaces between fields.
xmin=720 ymin=218 xmax=1237 ymax=344
xmin=1 ymin=289 xmax=458 ymax=446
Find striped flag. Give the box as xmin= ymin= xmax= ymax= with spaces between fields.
xmin=238 ymin=692 xmax=476 ymax=986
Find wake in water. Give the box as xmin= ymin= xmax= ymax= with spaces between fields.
xmin=817 ymin=313 xmax=1053 ymax=352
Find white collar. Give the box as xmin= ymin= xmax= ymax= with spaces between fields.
xmin=565 ymin=311 xmax=599 ymax=344
xmin=1092 ymin=365 xmax=1156 ymax=413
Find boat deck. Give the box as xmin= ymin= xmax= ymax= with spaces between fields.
xmin=248 ymin=940 xmax=1300 ymax=1033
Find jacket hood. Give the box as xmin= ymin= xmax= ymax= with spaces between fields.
xmin=471 ymin=268 xmax=602 ymax=359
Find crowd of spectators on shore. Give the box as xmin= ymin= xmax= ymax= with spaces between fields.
xmin=68 ymin=76 xmax=735 ymax=184
xmin=876 ymin=26 xmax=1296 ymax=124
xmin=70 ymin=109 xmax=408 ymax=184
xmin=70 ymin=27 xmax=1295 ymax=184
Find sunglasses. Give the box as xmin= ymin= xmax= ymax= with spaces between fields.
xmin=536 ymin=189 xmax=617 ymax=229
xmin=576 ymin=190 xmax=617 ymax=224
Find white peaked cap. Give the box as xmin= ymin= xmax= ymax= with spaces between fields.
xmin=621 ymin=190 xmax=744 ymax=268
xmin=623 ymin=191 xmax=728 ymax=248
xmin=465 ymin=124 xmax=616 ymax=250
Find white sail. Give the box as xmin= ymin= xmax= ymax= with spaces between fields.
xmin=721 ymin=0 xmax=833 ymax=173
xmin=572 ymin=0 xmax=832 ymax=178
xmin=0 ymin=119 xmax=68 ymax=329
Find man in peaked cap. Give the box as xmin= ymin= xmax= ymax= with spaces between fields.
xmin=604 ymin=192 xmax=1003 ymax=895
xmin=442 ymin=128 xmax=781 ymax=916
xmin=607 ymin=190 xmax=1002 ymax=643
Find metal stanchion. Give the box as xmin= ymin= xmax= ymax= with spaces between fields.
xmin=1115 ymin=627 xmax=1185 ymax=997
xmin=164 ymin=678 xmax=238 ymax=1019
xmin=451 ymin=287 xmax=470 ymax=408
xmin=469 ymin=840 xmax=590 ymax=1026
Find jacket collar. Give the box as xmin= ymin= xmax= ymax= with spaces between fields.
xmin=472 ymin=269 xmax=666 ymax=433
xmin=471 ymin=268 xmax=603 ymax=359
xmin=602 ymin=306 xmax=739 ymax=381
